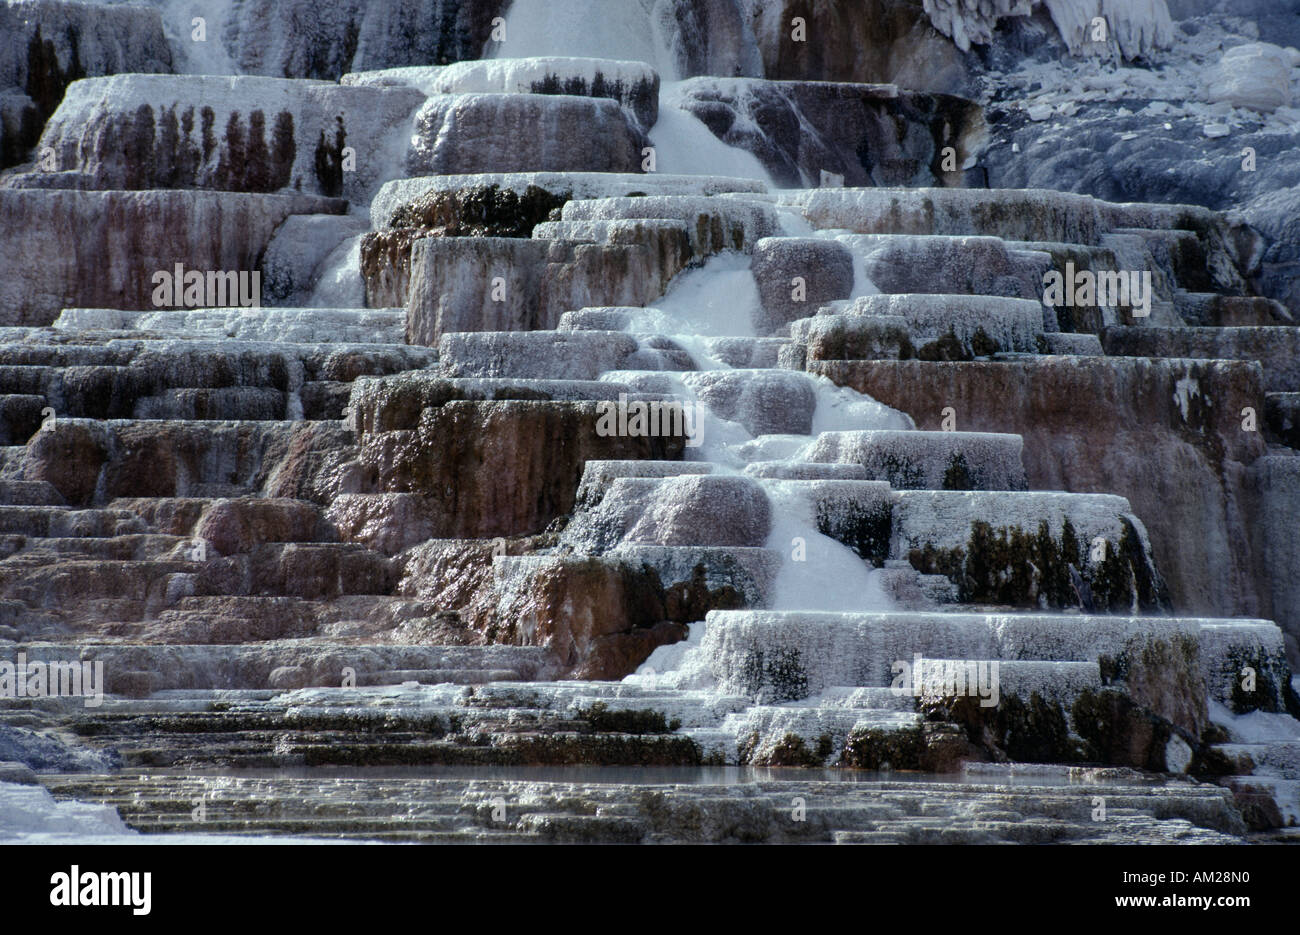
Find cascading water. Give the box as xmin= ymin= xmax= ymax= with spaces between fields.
xmin=605 ymin=250 xmax=910 ymax=687
xmin=491 ymin=0 xmax=680 ymax=77
xmin=649 ymin=83 xmax=773 ymax=182
xmin=619 ymin=252 xmax=757 ymax=340
xmin=491 ymin=0 xmax=763 ymax=81
xmin=183 ymin=24 xmax=1294 ymax=804
xmin=307 ymin=233 xmax=368 ymax=307
xmin=149 ymin=0 xmax=239 ymax=74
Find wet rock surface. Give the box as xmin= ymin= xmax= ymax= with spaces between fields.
xmin=751 ymin=238 xmax=856 ymax=336
xmin=0 ymin=1 xmax=173 ymax=170
xmin=0 ymin=0 xmax=1298 ymax=844
xmin=408 ymin=93 xmax=647 ymax=177
xmin=672 ymin=78 xmax=985 ymax=188
xmin=21 ymin=766 xmax=1248 ymax=843
xmin=24 ymin=75 xmax=424 ymax=201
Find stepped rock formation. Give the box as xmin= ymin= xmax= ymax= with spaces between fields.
xmin=0 ymin=0 xmax=1297 ymax=847
xmin=0 ymin=189 xmax=345 ymax=326
xmin=0 ymin=0 xmax=173 ymax=169
xmin=20 ymin=74 xmax=425 ymax=201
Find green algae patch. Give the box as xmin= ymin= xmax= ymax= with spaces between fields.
xmin=927 ymin=692 xmax=1081 ymax=764
xmin=579 ymin=702 xmax=680 ymax=734
xmin=737 ymin=646 xmax=810 ymax=703
xmin=907 ymin=516 xmax=1169 ymax=611
xmin=941 ymin=451 xmax=974 ymax=491
xmin=816 ymin=495 xmax=892 ymax=565
xmin=841 ymin=723 xmax=976 ymax=772
xmin=741 ymin=731 xmax=835 ymax=767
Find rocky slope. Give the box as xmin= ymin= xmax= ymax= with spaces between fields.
xmin=0 ymin=0 xmax=1297 ymax=844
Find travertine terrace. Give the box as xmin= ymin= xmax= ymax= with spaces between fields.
xmin=0 ymin=0 xmax=1297 ymax=845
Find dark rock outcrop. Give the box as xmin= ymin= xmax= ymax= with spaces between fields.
xmin=220 ymin=0 xmax=508 ymax=79
xmin=750 ymin=0 xmax=973 ymax=92
xmin=672 ymin=78 xmax=985 ymax=188
xmin=0 ymin=1 xmax=172 ymax=169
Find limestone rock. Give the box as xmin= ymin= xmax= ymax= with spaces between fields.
xmin=345 ymin=57 xmax=660 ymax=129
xmin=30 ymin=74 xmax=423 ymax=202
xmin=368 ymin=172 xmax=765 ymax=232
xmin=923 ymin=0 xmax=1173 ymax=60
xmin=0 ymin=189 xmax=344 ymax=325
xmin=460 ymin=555 xmax=689 ymax=680
xmin=401 ymin=229 xmax=696 ymax=343
xmin=805 ymin=430 xmax=1028 ymax=491
xmin=820 ymin=294 xmax=1046 ymax=358
xmin=217 ymin=0 xmax=506 ymax=79
xmin=751 ymin=238 xmax=855 ymax=336
xmin=490 ymin=0 xmax=761 ymax=81
xmin=682 ymin=370 xmax=817 ymax=436
xmin=562 ymin=475 xmax=772 ymax=553
xmin=809 ymin=356 xmax=1265 ymax=623
xmin=407 ymin=93 xmax=647 ymax=176
xmin=671 ymin=77 xmax=984 ymax=188
xmin=1207 ymin=43 xmax=1294 ymax=113
xmin=852 ymin=235 xmax=1044 ymax=299
xmin=1244 ymin=185 xmax=1300 ymax=318
xmin=749 ymin=0 xmax=973 ymax=92
xmin=360 ymin=399 xmax=684 ymax=539
xmin=438 ymin=331 xmax=641 ymax=381
xmin=0 ymin=725 xmax=116 ymax=773
xmin=262 ymin=215 xmax=370 ymax=305
xmin=0 ymin=0 xmax=172 ymax=169
xmin=194 ymin=498 xmax=333 ymax=556
xmin=327 ymin=493 xmax=434 ymax=556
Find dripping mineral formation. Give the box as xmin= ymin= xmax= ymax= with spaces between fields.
xmin=0 ymin=0 xmax=1296 ymax=845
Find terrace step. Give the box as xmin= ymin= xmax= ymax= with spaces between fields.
xmin=53 ymin=308 xmax=408 ymax=344
xmin=32 ymin=769 xmax=1248 ymax=844
xmin=803 ymin=430 xmax=1028 ymax=491
xmin=1102 ymin=326 xmax=1300 ymax=392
